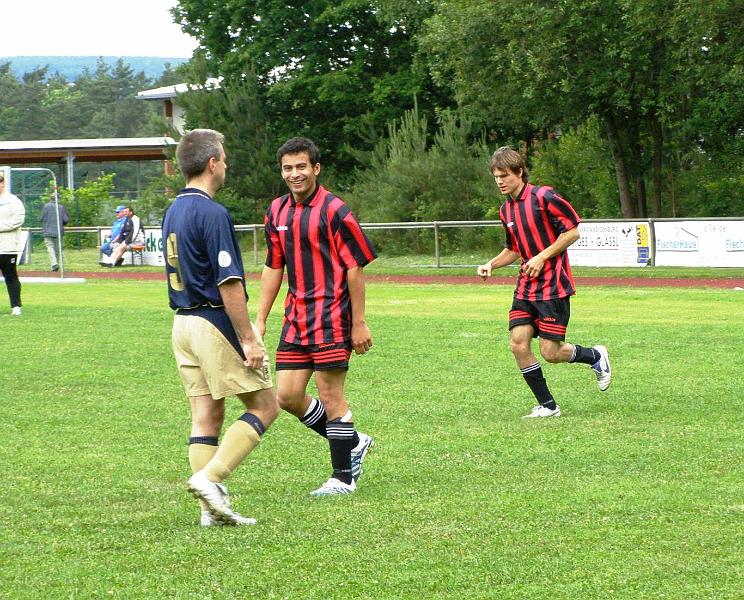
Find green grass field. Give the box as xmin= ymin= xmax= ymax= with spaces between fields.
xmin=1 ymin=280 xmax=743 ymax=598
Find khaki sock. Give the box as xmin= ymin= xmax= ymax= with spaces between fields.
xmin=189 ymin=442 xmax=218 ymax=512
xmin=202 ymin=420 xmax=261 ymax=483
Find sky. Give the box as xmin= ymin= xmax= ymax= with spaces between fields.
xmin=0 ymin=0 xmax=198 ymax=57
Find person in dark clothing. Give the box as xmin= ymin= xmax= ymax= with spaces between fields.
xmin=39 ymin=194 xmax=69 ymax=272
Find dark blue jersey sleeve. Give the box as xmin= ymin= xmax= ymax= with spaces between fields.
xmin=201 ymin=207 xmax=245 ymax=287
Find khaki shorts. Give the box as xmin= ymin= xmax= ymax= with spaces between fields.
xmin=172 ymin=314 xmax=273 ymax=399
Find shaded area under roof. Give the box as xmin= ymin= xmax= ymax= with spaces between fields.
xmin=0 ymin=137 xmax=177 ymax=164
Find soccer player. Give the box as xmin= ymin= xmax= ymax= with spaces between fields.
xmin=477 ymin=146 xmax=611 ymax=417
xmin=256 ymin=137 xmax=376 ymax=496
xmin=163 ymin=129 xmax=279 ymax=525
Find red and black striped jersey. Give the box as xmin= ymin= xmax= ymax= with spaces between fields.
xmin=500 ymin=183 xmax=580 ymax=300
xmin=264 ymin=185 xmax=377 ymax=345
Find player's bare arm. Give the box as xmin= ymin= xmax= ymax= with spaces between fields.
xmin=218 ymin=278 xmax=266 ymax=369
xmin=478 ymin=248 xmax=520 ymax=280
xmin=347 ymin=266 xmax=372 ymax=355
xmin=255 ymin=265 xmax=284 ymax=338
xmin=523 ymin=227 xmax=580 ymax=278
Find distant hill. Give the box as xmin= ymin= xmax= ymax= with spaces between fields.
xmin=0 ymin=56 xmax=189 ymax=81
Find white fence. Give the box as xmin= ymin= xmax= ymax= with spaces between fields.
xmin=22 ymin=218 xmax=744 ymax=268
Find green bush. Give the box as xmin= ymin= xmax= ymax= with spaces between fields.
xmin=348 ymin=107 xmax=495 ymax=254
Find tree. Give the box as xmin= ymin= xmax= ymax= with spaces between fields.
xmin=419 ymin=0 xmax=744 ymax=218
xmin=172 ymin=0 xmax=453 ymax=174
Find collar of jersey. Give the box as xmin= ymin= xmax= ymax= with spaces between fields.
xmin=176 ymin=187 xmax=213 ymax=202
xmin=508 ymin=183 xmax=531 ymax=203
xmin=290 ymin=184 xmax=323 ymax=207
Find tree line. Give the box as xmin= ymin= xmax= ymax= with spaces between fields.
xmin=172 ymin=0 xmax=743 ymax=224
xmin=2 ymin=1 xmax=742 ymax=232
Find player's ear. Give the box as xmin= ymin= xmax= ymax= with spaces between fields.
xmin=313 ymin=163 xmax=321 ymax=176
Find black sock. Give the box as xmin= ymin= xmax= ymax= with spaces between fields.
xmin=300 ymin=397 xmax=328 ymax=437
xmin=327 ymin=418 xmax=355 ymax=485
xmin=569 ymin=344 xmax=600 ymax=365
xmin=521 ymin=363 xmax=557 ymax=410
xmin=300 ymin=397 xmax=360 ymax=446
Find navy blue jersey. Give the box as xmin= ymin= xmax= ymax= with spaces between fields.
xmin=163 ymin=187 xmax=247 ymax=310
xmin=162 ymin=188 xmax=248 ymax=358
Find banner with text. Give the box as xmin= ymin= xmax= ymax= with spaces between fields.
xmin=654 ymin=220 xmax=744 ymax=267
xmin=567 ymin=221 xmax=651 ymax=267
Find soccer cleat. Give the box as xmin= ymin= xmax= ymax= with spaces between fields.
xmin=200 ymin=509 xmax=256 ymax=527
xmin=187 ymin=471 xmax=256 ymax=526
xmin=591 ymin=345 xmax=612 ymax=391
xmin=523 ymin=404 xmax=561 ymax=418
xmin=11 ymin=306 xmax=22 ymax=316
xmin=310 ymin=477 xmax=356 ymax=496
xmin=200 ymin=511 xmax=223 ymax=527
xmin=350 ymin=432 xmax=374 ymax=482
xmin=51 ymin=264 xmax=59 ymax=272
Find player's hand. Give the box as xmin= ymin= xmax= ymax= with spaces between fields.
xmin=255 ymin=318 xmax=267 ymax=338
xmin=351 ymin=322 xmax=372 ymax=355
xmin=477 ymin=263 xmax=492 ymax=280
xmin=241 ymin=339 xmax=267 ymax=370
xmin=523 ymin=256 xmax=545 ymax=278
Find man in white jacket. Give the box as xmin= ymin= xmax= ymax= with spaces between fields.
xmin=0 ymin=173 xmax=25 ymax=316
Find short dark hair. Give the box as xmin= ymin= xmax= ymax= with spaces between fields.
xmin=490 ymin=146 xmax=529 ymax=183
xmin=176 ymin=129 xmax=225 ymax=179
xmin=276 ymin=137 xmax=321 ymax=166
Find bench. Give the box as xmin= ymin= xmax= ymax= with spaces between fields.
xmin=129 ymin=243 xmax=146 ymax=266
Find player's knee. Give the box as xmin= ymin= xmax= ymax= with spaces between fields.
xmin=192 ymin=406 xmax=224 ymax=435
xmin=541 ymin=351 xmax=562 ymax=364
xmin=539 ymin=344 xmax=563 ymax=363
xmin=277 ymin=389 xmax=304 ymax=413
xmin=539 ymin=339 xmax=567 ymax=363
xmin=509 ymin=339 xmax=529 ymax=358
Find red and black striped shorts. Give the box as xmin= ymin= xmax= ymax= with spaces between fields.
xmin=275 ymin=340 xmax=352 ymax=371
xmin=508 ymin=296 xmax=571 ymax=341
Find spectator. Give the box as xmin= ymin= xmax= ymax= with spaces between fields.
xmin=39 ymin=192 xmax=69 ymax=272
xmin=0 ymin=172 xmax=25 ymax=316
xmin=100 ymin=205 xmax=132 ymax=267
xmin=108 ymin=207 xmax=144 ymax=267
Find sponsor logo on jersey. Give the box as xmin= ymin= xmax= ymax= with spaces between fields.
xmin=218 ymin=250 xmax=232 ymax=268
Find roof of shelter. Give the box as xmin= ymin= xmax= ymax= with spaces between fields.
xmin=137 ymin=77 xmax=222 ymax=101
xmin=0 ymin=137 xmax=177 ymax=164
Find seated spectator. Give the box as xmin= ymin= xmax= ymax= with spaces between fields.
xmin=100 ymin=205 xmax=144 ymax=267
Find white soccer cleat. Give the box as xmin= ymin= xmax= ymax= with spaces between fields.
xmin=11 ymin=306 xmax=22 ymax=316
xmin=523 ymin=404 xmax=561 ymax=418
xmin=200 ymin=510 xmax=256 ymax=527
xmin=310 ymin=477 xmax=356 ymax=496
xmin=350 ymin=432 xmax=374 ymax=482
xmin=591 ymin=345 xmax=612 ymax=391
xmin=200 ymin=511 xmax=223 ymax=527
xmin=188 ymin=471 xmax=256 ymax=526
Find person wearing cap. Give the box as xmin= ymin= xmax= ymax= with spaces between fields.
xmin=0 ymin=172 xmax=25 ymax=316
xmin=109 ymin=206 xmax=144 ymax=267
xmin=100 ymin=204 xmax=133 ymax=267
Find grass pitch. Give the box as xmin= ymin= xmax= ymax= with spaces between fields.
xmin=1 ymin=280 xmax=742 ymax=598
